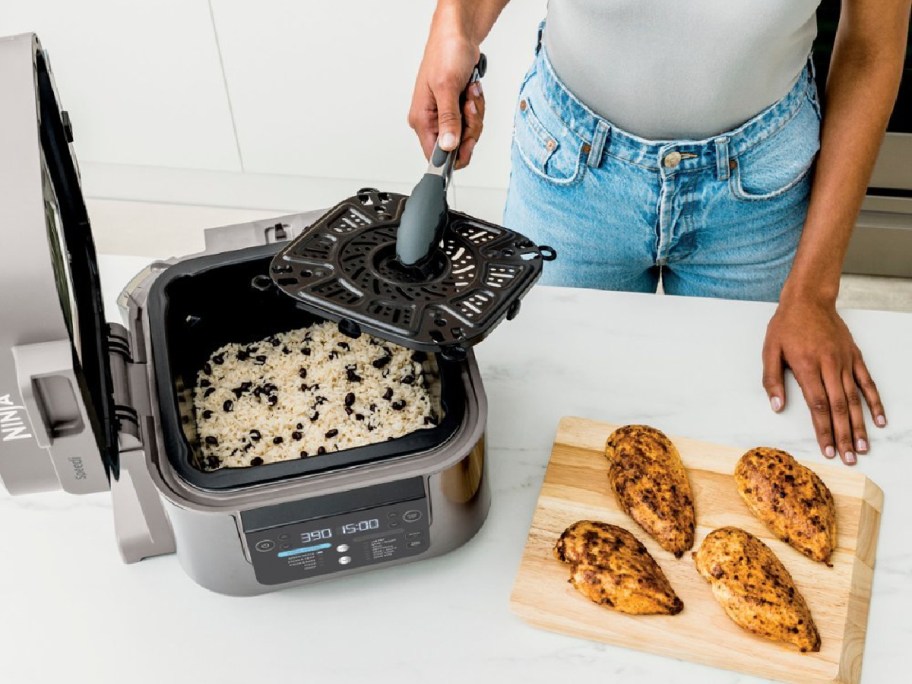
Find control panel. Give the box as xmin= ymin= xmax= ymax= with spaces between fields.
xmin=241 ymin=478 xmax=429 ymax=585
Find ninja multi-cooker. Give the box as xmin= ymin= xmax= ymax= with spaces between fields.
xmin=0 ymin=33 xmax=553 ymax=595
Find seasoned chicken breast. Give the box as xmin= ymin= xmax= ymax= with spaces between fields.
xmin=604 ymin=425 xmax=695 ymax=557
xmin=693 ymin=527 xmax=820 ymax=652
xmin=735 ymin=447 xmax=837 ymax=564
xmin=554 ymin=520 xmax=684 ymax=615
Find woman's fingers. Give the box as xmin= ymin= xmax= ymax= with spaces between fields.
xmin=794 ymin=365 xmax=836 ymax=459
xmin=821 ymin=364 xmax=856 ymax=465
xmin=853 ymin=351 xmax=886 ymax=428
xmin=456 ymin=81 xmax=485 ymax=169
xmin=761 ymin=338 xmax=786 ymax=413
xmin=843 ymin=371 xmax=868 ymax=455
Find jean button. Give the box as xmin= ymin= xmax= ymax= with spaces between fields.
xmin=663 ymin=151 xmax=682 ymax=168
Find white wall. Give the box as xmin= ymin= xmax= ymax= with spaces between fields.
xmin=1 ymin=1 xmax=547 ymax=221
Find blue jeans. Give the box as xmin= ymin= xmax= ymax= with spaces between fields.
xmin=503 ymin=42 xmax=822 ymax=301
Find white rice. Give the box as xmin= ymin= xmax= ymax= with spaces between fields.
xmin=192 ymin=323 xmax=440 ymax=470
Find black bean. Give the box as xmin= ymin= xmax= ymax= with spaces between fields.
xmin=346 ymin=365 xmax=362 ymax=382
xmin=212 ymin=354 xmax=225 ymax=365
xmin=292 ymin=431 xmax=302 ymax=441
xmin=325 ymin=429 xmax=339 ymax=438
xmin=204 ymin=387 xmax=216 ymax=397
xmin=300 ymin=383 xmax=310 ymax=392
xmin=206 ymin=455 xmax=220 ymax=469
xmin=282 ymin=346 xmax=291 ymax=355
xmin=367 ymin=425 xmax=375 ymax=432
xmin=369 ymin=403 xmax=377 ymax=412
xmin=338 ymin=342 xmax=350 ymax=351
xmin=299 ymin=451 xmax=309 ymax=458
xmin=401 ymin=374 xmax=415 ymax=385
xmin=202 ymin=409 xmax=213 ymax=420
xmin=392 ymin=400 xmax=406 ymax=411
xmin=298 ymin=368 xmax=308 ymax=379
xmin=411 ymin=351 xmax=428 ymax=363
xmin=199 ymin=378 xmax=211 ymax=388
xmin=372 ymin=356 xmax=391 ymax=369
xmin=345 ymin=392 xmax=356 ymax=407
xmin=250 ymin=429 xmax=261 ymax=441
xmin=203 ymin=362 xmax=213 ymax=375
xmin=345 ymin=407 xmax=354 ymax=416
xmin=223 ymin=400 xmax=234 ymax=412
xmin=317 ymin=446 xmax=327 ymax=455
xmin=355 ymin=414 xmax=365 ymax=421
xmin=250 ymin=457 xmax=264 ymax=466
xmin=243 ymin=443 xmax=253 ymax=451
xmin=301 ymin=347 xmax=311 ymax=356
xmin=383 ymin=388 xmax=394 ymax=401
xmin=205 ymin=436 xmax=218 ymax=446
xmin=237 ymin=350 xmax=249 ymax=361
xmin=269 ymin=336 xmax=281 ymax=346
xmin=315 ymin=395 xmax=327 ymax=405
xmin=328 ymin=351 xmax=339 ymax=360
xmin=254 ymin=355 xmax=267 ymax=365
xmin=268 ymin=396 xmax=278 ymax=406
xmin=273 ymin=436 xmax=283 ymax=444
xmin=310 ymin=411 xmax=320 ymax=422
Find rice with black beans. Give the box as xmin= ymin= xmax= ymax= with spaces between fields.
xmin=193 ymin=323 xmax=439 ymax=470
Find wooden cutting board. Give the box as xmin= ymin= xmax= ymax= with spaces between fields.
xmin=510 ymin=417 xmax=883 ymax=684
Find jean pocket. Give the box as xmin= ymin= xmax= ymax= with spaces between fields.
xmin=729 ymin=95 xmax=820 ymax=202
xmin=512 ymin=82 xmax=586 ymax=185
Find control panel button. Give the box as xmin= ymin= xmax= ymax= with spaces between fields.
xmin=339 ymin=556 xmax=352 ymax=565
xmin=336 ymin=544 xmax=350 ymax=553
xmin=408 ymin=541 xmax=422 ymax=548
xmin=403 ymin=510 xmax=423 ymax=523
xmin=254 ymin=540 xmax=275 ymax=552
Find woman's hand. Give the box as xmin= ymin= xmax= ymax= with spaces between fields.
xmin=408 ymin=8 xmax=486 ymax=169
xmin=762 ymin=293 xmax=886 ymax=465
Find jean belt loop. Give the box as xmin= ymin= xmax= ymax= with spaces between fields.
xmin=588 ymin=120 xmax=610 ymax=168
xmin=535 ymin=21 xmax=545 ymax=55
xmin=714 ymin=137 xmax=731 ymax=181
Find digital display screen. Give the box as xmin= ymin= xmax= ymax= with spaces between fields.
xmin=299 ymin=518 xmax=380 ymax=543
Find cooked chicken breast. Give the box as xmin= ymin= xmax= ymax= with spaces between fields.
xmin=604 ymin=425 xmax=695 ymax=557
xmin=554 ymin=520 xmax=684 ymax=615
xmin=693 ymin=527 xmax=820 ymax=652
xmin=735 ymin=447 xmax=837 ymax=564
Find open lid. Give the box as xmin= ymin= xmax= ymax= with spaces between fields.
xmin=270 ymin=189 xmax=556 ymax=359
xmin=0 ymin=35 xmax=119 ymax=483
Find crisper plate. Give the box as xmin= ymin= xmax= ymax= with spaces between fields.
xmin=269 ymin=189 xmax=555 ymax=358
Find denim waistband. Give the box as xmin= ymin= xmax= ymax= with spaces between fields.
xmin=533 ymin=40 xmax=819 ymax=175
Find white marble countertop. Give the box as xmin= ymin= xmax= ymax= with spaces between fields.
xmin=1 ymin=255 xmax=909 ymax=684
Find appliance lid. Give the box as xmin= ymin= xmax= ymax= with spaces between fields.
xmin=270 ymin=189 xmax=556 ymax=360
xmin=0 ymin=34 xmax=119 ymax=479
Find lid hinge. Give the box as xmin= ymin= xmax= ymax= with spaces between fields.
xmin=106 ymin=322 xmax=151 ymax=449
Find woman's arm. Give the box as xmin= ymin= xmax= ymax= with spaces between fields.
xmin=762 ymin=0 xmax=911 ymax=464
xmin=409 ymin=0 xmax=512 ymax=168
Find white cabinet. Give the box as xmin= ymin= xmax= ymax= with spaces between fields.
xmin=1 ymin=0 xmax=240 ymax=171
xmin=211 ymin=0 xmax=546 ymax=189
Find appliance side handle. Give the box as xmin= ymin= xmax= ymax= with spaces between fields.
xmin=11 ymin=340 xmax=110 ymax=494
xmin=111 ymin=437 xmax=176 ymax=563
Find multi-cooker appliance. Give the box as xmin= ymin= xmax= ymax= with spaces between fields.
xmin=0 ymin=34 xmax=553 ymax=595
